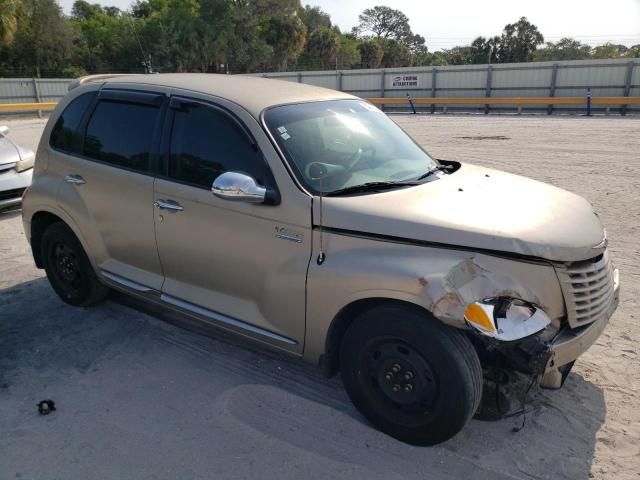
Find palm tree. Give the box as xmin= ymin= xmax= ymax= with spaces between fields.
xmin=0 ymin=0 xmax=21 ymax=47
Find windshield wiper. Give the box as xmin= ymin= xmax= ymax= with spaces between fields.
xmin=416 ymin=164 xmax=453 ymax=181
xmin=325 ymin=180 xmax=420 ymax=197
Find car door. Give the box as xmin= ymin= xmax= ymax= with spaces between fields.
xmin=153 ymin=94 xmax=312 ymax=353
xmin=54 ymin=87 xmax=167 ymax=290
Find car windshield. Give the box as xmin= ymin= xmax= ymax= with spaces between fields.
xmin=264 ymin=100 xmax=438 ymax=194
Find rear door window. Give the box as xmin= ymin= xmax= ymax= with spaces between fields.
xmin=50 ymin=92 xmax=96 ymax=153
xmin=83 ymin=97 xmax=160 ymax=173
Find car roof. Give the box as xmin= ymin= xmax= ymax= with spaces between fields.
xmin=98 ymin=73 xmax=357 ymax=118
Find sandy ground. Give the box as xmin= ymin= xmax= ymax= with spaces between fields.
xmin=0 ymin=115 xmax=639 ymax=480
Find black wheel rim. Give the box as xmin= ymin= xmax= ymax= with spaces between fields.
xmin=49 ymin=241 xmax=83 ymax=300
xmin=360 ymin=338 xmax=439 ymax=419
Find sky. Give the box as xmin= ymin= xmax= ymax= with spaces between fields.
xmin=58 ymin=0 xmax=640 ymax=50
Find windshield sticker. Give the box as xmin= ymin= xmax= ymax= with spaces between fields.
xmin=277 ymin=126 xmax=287 ymax=134
xmin=280 ymin=132 xmax=291 ymax=140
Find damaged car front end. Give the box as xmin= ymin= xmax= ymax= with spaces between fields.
xmin=451 ymin=248 xmax=619 ymax=390
xmin=475 ymin=251 xmax=620 ymax=389
xmin=265 ymin=97 xmax=620 ymax=443
xmin=307 ymin=157 xmax=620 ymax=394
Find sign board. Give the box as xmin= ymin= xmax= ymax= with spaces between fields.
xmin=392 ymin=75 xmax=418 ymax=88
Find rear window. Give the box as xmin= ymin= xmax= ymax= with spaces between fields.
xmin=49 ymin=92 xmax=96 ymax=153
xmin=83 ymin=100 xmax=158 ymax=172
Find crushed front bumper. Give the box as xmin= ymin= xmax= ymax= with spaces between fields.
xmin=476 ymin=267 xmax=619 ymax=389
xmin=539 ymin=267 xmax=619 ymax=387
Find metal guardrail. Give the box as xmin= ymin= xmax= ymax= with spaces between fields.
xmin=368 ymin=95 xmax=640 ymax=116
xmin=1 ymin=96 xmax=639 ymax=115
xmin=0 ymin=102 xmax=57 ymax=112
xmin=366 ymin=96 xmax=640 ymax=105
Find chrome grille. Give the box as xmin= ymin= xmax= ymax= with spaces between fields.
xmin=0 ymin=187 xmax=25 ymax=201
xmin=0 ymin=163 xmax=16 ymax=174
xmin=555 ymin=251 xmax=615 ymax=328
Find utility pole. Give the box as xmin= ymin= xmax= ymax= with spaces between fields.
xmin=485 ymin=45 xmax=494 ymax=114
xmin=142 ymin=55 xmax=154 ymax=74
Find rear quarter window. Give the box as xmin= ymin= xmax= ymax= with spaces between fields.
xmin=49 ymin=92 xmax=96 ymax=153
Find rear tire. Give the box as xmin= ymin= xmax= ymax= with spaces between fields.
xmin=41 ymin=222 xmax=108 ymax=307
xmin=340 ymin=304 xmax=482 ymax=445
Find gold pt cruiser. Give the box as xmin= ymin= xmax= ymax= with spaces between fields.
xmin=22 ymin=74 xmax=619 ymax=445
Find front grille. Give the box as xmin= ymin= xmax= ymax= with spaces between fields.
xmin=0 ymin=187 xmax=25 ymax=202
xmin=555 ymin=251 xmax=615 ymax=328
xmin=0 ymin=163 xmax=15 ymax=174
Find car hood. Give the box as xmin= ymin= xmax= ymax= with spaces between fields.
xmin=320 ymin=163 xmax=605 ymax=262
xmin=0 ymin=137 xmax=19 ymax=166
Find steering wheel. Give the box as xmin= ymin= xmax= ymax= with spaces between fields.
xmin=347 ymin=146 xmax=376 ymax=171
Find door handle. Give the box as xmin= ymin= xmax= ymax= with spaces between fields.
xmin=154 ymin=199 xmax=184 ymax=212
xmin=65 ymin=174 xmax=86 ymax=185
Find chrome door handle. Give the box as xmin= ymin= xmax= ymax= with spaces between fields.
xmin=154 ymin=199 xmax=184 ymax=212
xmin=65 ymin=174 xmax=85 ymax=185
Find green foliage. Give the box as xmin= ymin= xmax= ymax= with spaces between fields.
xmin=299 ymin=27 xmax=339 ymax=69
xmin=494 ymin=17 xmax=544 ymax=63
xmin=470 ymin=36 xmax=500 ymax=64
xmin=358 ymin=38 xmax=384 ymax=68
xmin=353 ymin=5 xmax=427 ymax=68
xmin=0 ymin=0 xmax=75 ymax=76
xmin=438 ymin=46 xmax=474 ymax=66
xmin=71 ymin=1 xmax=141 ymax=73
xmin=0 ymin=0 xmax=21 ymax=46
xmin=378 ymin=39 xmax=411 ymax=68
xmin=298 ymin=4 xmax=331 ymax=33
xmin=136 ymin=0 xmax=211 ymax=72
xmin=337 ymin=33 xmax=361 ymax=69
xmin=226 ymin=0 xmax=306 ymax=72
xmin=0 ymin=1 xmax=637 ymax=77
xmin=294 ymin=4 xmax=363 ymax=70
xmin=259 ymin=0 xmax=306 ymax=71
xmin=59 ymin=64 xmax=87 ymax=77
xmin=591 ymin=42 xmax=630 ymax=59
xmin=357 ymin=6 xmax=411 ymax=40
xmin=533 ymin=38 xmax=592 ymax=61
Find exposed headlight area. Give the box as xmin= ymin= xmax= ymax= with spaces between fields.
xmin=464 ymin=297 xmax=551 ymax=341
xmin=15 ymin=152 xmax=35 ymax=172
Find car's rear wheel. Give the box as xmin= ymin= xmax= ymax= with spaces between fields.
xmin=41 ymin=222 xmax=108 ymax=307
xmin=340 ymin=304 xmax=482 ymax=445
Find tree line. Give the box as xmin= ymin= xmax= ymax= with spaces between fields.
xmin=0 ymin=0 xmax=638 ymax=77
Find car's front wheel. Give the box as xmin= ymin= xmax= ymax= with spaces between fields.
xmin=41 ymin=222 xmax=108 ymax=307
xmin=340 ymin=304 xmax=482 ymax=445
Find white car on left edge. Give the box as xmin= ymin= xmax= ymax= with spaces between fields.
xmin=0 ymin=125 xmax=34 ymax=210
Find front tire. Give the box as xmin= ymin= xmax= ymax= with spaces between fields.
xmin=41 ymin=222 xmax=108 ymax=307
xmin=340 ymin=305 xmax=482 ymax=445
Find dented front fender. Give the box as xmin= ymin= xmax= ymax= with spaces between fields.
xmin=304 ymin=230 xmax=565 ymax=364
xmin=428 ymin=254 xmax=564 ymax=327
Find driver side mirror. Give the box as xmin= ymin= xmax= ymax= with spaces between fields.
xmin=0 ymin=126 xmax=9 ymax=137
xmin=211 ymin=171 xmax=279 ymax=205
